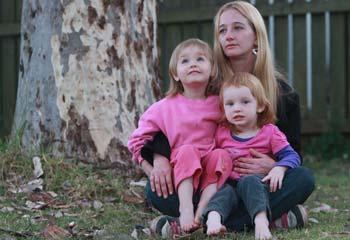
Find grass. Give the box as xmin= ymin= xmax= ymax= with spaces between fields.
xmin=0 ymin=141 xmax=349 ymax=239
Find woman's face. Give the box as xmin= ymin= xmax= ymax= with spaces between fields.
xmin=218 ymin=9 xmax=256 ymax=59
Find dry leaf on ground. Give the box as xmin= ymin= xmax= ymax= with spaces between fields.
xmin=42 ymin=224 xmax=71 ymax=240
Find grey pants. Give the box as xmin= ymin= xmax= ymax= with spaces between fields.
xmin=203 ymin=174 xmax=271 ymax=226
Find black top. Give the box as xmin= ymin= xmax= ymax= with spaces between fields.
xmin=141 ymin=79 xmax=302 ymax=164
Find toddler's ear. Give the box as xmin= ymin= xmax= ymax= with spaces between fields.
xmin=257 ymin=105 xmax=265 ymax=113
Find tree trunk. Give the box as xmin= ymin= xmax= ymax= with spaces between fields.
xmin=13 ymin=0 xmax=161 ymax=168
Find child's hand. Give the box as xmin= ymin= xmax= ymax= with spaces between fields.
xmin=261 ymin=166 xmax=287 ymax=192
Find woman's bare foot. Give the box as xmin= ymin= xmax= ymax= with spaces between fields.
xmin=254 ymin=212 xmax=272 ymax=240
xmin=179 ymin=207 xmax=195 ymax=232
xmin=206 ymin=211 xmax=226 ymax=235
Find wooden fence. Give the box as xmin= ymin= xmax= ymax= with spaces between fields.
xmin=158 ymin=0 xmax=350 ymax=134
xmin=0 ymin=0 xmax=21 ymax=138
xmin=0 ymin=0 xmax=350 ymax=138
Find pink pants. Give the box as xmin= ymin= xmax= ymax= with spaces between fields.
xmin=170 ymin=145 xmax=232 ymax=192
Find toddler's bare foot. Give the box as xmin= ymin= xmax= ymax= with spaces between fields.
xmin=254 ymin=215 xmax=272 ymax=240
xmin=194 ymin=207 xmax=204 ymax=227
xmin=179 ymin=208 xmax=195 ymax=232
xmin=206 ymin=211 xmax=226 ymax=236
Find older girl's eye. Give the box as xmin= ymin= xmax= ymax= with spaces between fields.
xmin=181 ymin=59 xmax=188 ymax=64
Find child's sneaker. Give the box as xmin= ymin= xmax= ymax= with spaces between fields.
xmin=150 ymin=215 xmax=182 ymax=238
xmin=270 ymin=204 xmax=308 ymax=229
xmin=150 ymin=215 xmax=204 ymax=239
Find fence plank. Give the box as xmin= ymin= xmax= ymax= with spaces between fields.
xmin=330 ymin=14 xmax=347 ymax=121
xmin=347 ymin=13 xmax=350 ymax=120
xmin=293 ymin=15 xmax=307 ymax=119
xmin=183 ymin=23 xmax=200 ymax=40
xmin=199 ymin=21 xmax=214 ymax=47
xmin=0 ymin=0 xmax=18 ymax=138
xmin=0 ymin=36 xmax=17 ymax=137
xmin=310 ymin=14 xmax=327 ymax=120
xmin=274 ymin=16 xmax=288 ymax=75
xmin=158 ymin=24 xmax=182 ymax=91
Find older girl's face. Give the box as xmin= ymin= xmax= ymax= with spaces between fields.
xmin=218 ymin=9 xmax=256 ymax=59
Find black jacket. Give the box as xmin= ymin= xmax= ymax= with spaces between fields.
xmin=141 ymin=79 xmax=302 ymax=164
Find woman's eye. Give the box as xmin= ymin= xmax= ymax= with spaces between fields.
xmin=219 ymin=28 xmax=226 ymax=34
xmin=234 ymin=25 xmax=244 ymax=31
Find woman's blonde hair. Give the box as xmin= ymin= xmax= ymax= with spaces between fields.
xmin=166 ymin=38 xmax=218 ymax=97
xmin=213 ymin=1 xmax=280 ymax=112
xmin=219 ymin=72 xmax=276 ymax=131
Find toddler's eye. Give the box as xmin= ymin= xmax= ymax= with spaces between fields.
xmin=197 ymin=57 xmax=205 ymax=61
xmin=243 ymin=100 xmax=250 ymax=104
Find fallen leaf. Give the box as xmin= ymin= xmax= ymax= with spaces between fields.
xmin=28 ymin=191 xmax=55 ymax=204
xmin=308 ymin=218 xmax=319 ymax=223
xmin=47 ymin=191 xmax=58 ymax=198
xmin=20 ymin=179 xmax=44 ymax=193
xmin=93 ymin=200 xmax=103 ymax=211
xmin=54 ymin=211 xmax=63 ymax=218
xmin=310 ymin=203 xmax=338 ymax=213
xmin=26 ymin=200 xmax=47 ymax=210
xmin=33 ymin=156 xmax=44 ymax=178
xmin=42 ymin=224 xmax=71 ymax=240
xmin=0 ymin=207 xmax=15 ymax=213
xmin=0 ymin=227 xmax=34 ymax=238
xmin=130 ymin=180 xmax=147 ymax=187
xmin=122 ymin=193 xmax=144 ymax=204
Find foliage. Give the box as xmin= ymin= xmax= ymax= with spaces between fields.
xmin=304 ymin=118 xmax=350 ymax=160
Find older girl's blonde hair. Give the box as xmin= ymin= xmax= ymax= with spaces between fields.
xmin=213 ymin=1 xmax=280 ymax=112
xmin=166 ymin=38 xmax=218 ymax=97
xmin=219 ymin=72 xmax=276 ymax=132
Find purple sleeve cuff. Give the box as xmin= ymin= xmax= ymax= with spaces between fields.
xmin=275 ymin=145 xmax=301 ymax=168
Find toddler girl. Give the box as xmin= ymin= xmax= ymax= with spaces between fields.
xmin=205 ymin=72 xmax=301 ymax=240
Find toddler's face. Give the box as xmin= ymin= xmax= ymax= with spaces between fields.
xmin=222 ymin=86 xmax=263 ymax=131
xmin=174 ymin=46 xmax=212 ymax=88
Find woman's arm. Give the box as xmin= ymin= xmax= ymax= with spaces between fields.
xmin=140 ymin=132 xmax=174 ymax=198
xmin=276 ymin=80 xmax=302 ymax=157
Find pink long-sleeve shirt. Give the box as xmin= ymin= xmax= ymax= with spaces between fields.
xmin=128 ymin=94 xmax=221 ymax=164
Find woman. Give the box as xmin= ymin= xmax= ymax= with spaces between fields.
xmin=141 ymin=1 xmax=315 ymax=236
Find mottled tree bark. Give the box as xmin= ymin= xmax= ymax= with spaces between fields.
xmin=13 ymin=0 xmax=160 ymax=169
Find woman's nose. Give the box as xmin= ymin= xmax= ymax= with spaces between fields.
xmin=225 ymin=29 xmax=234 ymax=40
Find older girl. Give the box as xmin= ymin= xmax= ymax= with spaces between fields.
xmin=128 ymin=38 xmax=231 ymax=232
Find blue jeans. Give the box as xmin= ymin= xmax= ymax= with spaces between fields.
xmin=145 ymin=166 xmax=315 ymax=232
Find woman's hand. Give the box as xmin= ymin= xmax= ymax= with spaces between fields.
xmin=234 ymin=149 xmax=275 ymax=176
xmin=262 ymin=166 xmax=287 ymax=192
xmin=149 ymin=153 xmax=174 ymax=198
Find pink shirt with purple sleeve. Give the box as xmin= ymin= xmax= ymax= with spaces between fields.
xmin=128 ymin=94 xmax=221 ymax=164
xmin=215 ymin=124 xmax=301 ymax=179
